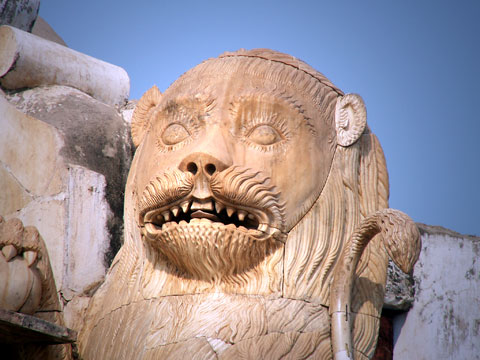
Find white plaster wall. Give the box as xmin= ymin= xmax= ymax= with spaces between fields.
xmin=393 ymin=226 xmax=480 ymax=360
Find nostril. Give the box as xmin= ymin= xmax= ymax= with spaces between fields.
xmin=205 ymin=163 xmax=216 ymax=176
xmin=186 ymin=162 xmax=198 ymax=175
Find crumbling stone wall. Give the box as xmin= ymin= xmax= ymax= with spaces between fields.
xmin=0 ymin=22 xmax=132 ymax=332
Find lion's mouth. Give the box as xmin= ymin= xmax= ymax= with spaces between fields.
xmin=142 ymin=198 xmax=284 ymax=241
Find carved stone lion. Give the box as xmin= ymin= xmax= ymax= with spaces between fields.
xmin=79 ymin=49 xmax=420 ymax=359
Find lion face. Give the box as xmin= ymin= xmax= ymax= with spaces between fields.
xmin=131 ymin=57 xmax=337 ymax=279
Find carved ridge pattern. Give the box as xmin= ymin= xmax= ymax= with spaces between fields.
xmin=335 ymin=94 xmax=367 ymax=147
xmin=210 ymin=166 xmax=285 ymax=229
xmin=138 ymin=168 xmax=194 ymax=218
xmin=175 ymin=55 xmax=340 ymax=121
xmin=149 ymin=222 xmax=279 ymax=283
xmin=131 ymin=85 xmax=162 ymax=147
xmin=283 ymin=150 xmax=347 ymax=305
xmin=219 ymin=48 xmax=344 ymax=96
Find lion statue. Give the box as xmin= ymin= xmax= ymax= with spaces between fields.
xmin=78 ymin=49 xmax=420 ymax=359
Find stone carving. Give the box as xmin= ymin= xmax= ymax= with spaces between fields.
xmin=0 ymin=215 xmax=72 ymax=359
xmin=79 ymin=49 xmax=421 ymax=359
xmin=0 ymin=216 xmax=42 ymax=314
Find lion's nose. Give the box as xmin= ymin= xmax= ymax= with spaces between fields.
xmin=178 ymin=153 xmax=228 ymax=202
xmin=179 ymin=153 xmax=228 ymax=178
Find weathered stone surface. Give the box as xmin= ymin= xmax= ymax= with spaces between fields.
xmin=64 ymin=166 xmax=111 ymax=296
xmin=0 ymin=309 xmax=76 ymax=344
xmin=0 ymin=25 xmax=129 ymax=106
xmin=1 ymin=81 xmax=133 ymax=337
xmin=7 ymin=85 xmax=133 ymax=266
xmin=15 ymin=199 xmax=67 ymax=287
xmin=0 ymin=0 xmax=40 ymax=32
xmin=384 ymin=260 xmax=415 ymax=311
xmin=393 ymin=224 xmax=480 ymax=359
xmin=120 ymin=99 xmax=137 ymax=125
xmin=0 ymin=93 xmax=65 ymax=197
xmin=0 ymin=165 xmax=32 ymax=215
xmin=62 ymin=295 xmax=90 ymax=335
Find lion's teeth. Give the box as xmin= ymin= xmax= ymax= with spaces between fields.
xmin=171 ymin=206 xmax=179 ymax=217
xmin=267 ymin=227 xmax=280 ymax=236
xmin=180 ymin=201 xmax=190 ymax=213
xmin=258 ymin=223 xmax=268 ymax=232
xmin=226 ymin=207 xmax=235 ymax=217
xmin=162 ymin=211 xmax=171 ymax=222
xmin=237 ymin=210 xmax=247 ymax=221
xmin=179 ymin=220 xmax=188 ymax=226
xmin=215 ymin=201 xmax=225 ymax=213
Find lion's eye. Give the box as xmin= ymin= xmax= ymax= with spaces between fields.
xmin=162 ymin=123 xmax=190 ymax=145
xmin=247 ymin=125 xmax=283 ymax=145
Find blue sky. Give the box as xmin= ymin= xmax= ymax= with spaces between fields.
xmin=39 ymin=1 xmax=480 ymax=236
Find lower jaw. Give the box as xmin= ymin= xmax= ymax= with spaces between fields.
xmin=143 ymin=221 xmax=278 ymax=282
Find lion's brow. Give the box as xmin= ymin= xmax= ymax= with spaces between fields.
xmin=160 ymin=95 xmax=216 ymax=114
xmin=228 ymin=91 xmax=316 ymax=136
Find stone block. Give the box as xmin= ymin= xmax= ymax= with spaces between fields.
xmin=393 ymin=225 xmax=480 ymax=359
xmin=0 ymin=93 xmax=64 ymax=197
xmin=0 ymin=25 xmax=129 ymax=106
xmin=0 ymin=164 xmax=32 ymax=215
xmin=65 ymin=166 xmax=110 ymax=296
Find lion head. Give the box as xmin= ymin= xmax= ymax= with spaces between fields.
xmin=80 ymin=49 xmax=392 ymax=359
xmin=125 ymin=49 xmax=372 ymax=286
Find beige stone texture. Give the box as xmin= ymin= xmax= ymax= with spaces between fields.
xmin=79 ymin=49 xmax=421 ymax=359
xmin=0 ymin=93 xmax=64 ymax=197
xmin=16 ymin=198 xmax=67 ymax=288
xmin=0 ymin=165 xmax=32 ymax=215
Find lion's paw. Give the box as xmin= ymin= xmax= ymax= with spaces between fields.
xmin=0 ymin=216 xmax=43 ymax=314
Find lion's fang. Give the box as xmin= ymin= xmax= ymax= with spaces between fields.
xmin=215 ymin=202 xmax=225 ymax=213
xmin=237 ymin=210 xmax=247 ymax=221
xmin=180 ymin=201 xmax=190 ymax=213
xmin=171 ymin=206 xmax=180 ymax=217
xmin=162 ymin=211 xmax=171 ymax=222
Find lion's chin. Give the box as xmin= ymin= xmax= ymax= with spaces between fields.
xmin=143 ymin=218 xmax=278 ymax=282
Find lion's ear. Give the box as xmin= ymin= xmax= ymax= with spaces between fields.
xmin=131 ymin=85 xmax=162 ymax=148
xmin=335 ymin=93 xmax=366 ymax=147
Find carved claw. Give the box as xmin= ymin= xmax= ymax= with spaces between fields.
xmin=2 ymin=244 xmax=17 ymax=261
xmin=23 ymin=251 xmax=38 ymax=266
xmin=0 ymin=218 xmax=51 ymax=316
